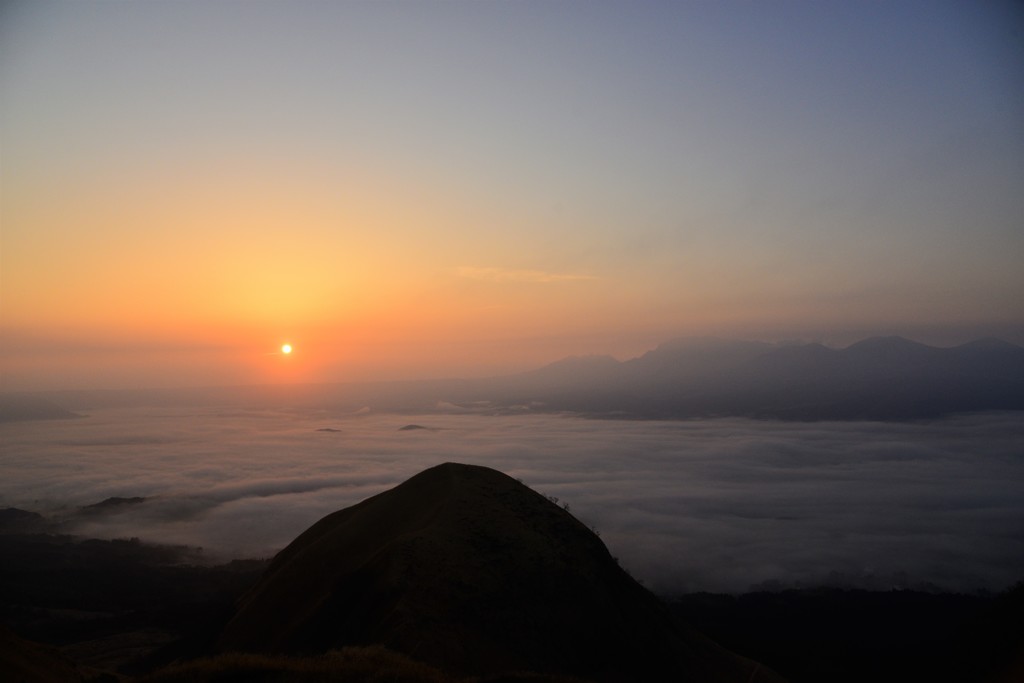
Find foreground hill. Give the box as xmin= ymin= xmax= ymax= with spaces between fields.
xmin=0 ymin=496 xmax=1017 ymax=681
xmin=219 ymin=463 xmax=783 ymax=682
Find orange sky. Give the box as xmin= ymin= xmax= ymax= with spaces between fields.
xmin=2 ymin=2 xmax=1022 ymax=390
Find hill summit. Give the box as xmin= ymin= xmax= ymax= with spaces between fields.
xmin=218 ymin=463 xmax=781 ymax=682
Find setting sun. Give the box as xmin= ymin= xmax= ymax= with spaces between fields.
xmin=281 ymin=344 xmax=293 ymax=355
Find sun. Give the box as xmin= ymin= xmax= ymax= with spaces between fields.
xmin=281 ymin=343 xmax=293 ymax=355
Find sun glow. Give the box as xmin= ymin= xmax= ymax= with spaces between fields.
xmin=281 ymin=343 xmax=293 ymax=355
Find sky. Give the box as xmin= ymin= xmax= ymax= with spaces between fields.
xmin=3 ymin=408 xmax=1022 ymax=594
xmin=2 ymin=1 xmax=1023 ymax=390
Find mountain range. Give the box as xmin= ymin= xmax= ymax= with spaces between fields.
xmin=0 ymin=394 xmax=81 ymax=423
xmin=466 ymin=336 xmax=1024 ymax=420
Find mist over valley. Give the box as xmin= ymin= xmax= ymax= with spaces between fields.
xmin=3 ymin=399 xmax=1021 ymax=595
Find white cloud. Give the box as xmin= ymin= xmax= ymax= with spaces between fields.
xmin=2 ymin=406 xmax=1022 ymax=594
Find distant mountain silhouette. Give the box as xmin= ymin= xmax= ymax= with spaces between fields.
xmin=0 ymin=508 xmax=46 ymax=534
xmin=623 ymin=337 xmax=775 ymax=382
xmin=218 ymin=463 xmax=783 ymax=682
xmin=470 ymin=336 xmax=1024 ymax=420
xmin=0 ymin=394 xmax=80 ymax=422
xmin=83 ymin=496 xmax=147 ymax=510
xmin=79 ymin=496 xmax=147 ymax=517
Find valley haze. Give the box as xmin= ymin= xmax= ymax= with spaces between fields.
xmin=2 ymin=335 xmax=1022 ymax=596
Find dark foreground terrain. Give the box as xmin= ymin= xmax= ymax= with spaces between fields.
xmin=1 ymin=465 xmax=1021 ymax=682
xmin=671 ymin=586 xmax=1023 ymax=683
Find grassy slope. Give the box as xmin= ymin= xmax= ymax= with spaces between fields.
xmin=220 ymin=463 xmax=777 ymax=683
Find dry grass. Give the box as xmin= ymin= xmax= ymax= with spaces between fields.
xmin=139 ymin=645 xmax=457 ymax=683
xmin=138 ymin=646 xmax=597 ymax=683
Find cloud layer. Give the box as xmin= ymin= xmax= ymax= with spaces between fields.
xmin=2 ymin=407 xmax=1021 ymax=594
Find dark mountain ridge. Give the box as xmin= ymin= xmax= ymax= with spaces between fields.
xmin=0 ymin=394 xmax=81 ymax=422
xmin=484 ymin=336 xmax=1024 ymax=420
xmin=218 ymin=463 xmax=783 ymax=682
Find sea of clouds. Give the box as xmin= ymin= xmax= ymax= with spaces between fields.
xmin=2 ymin=406 xmax=1022 ymax=595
